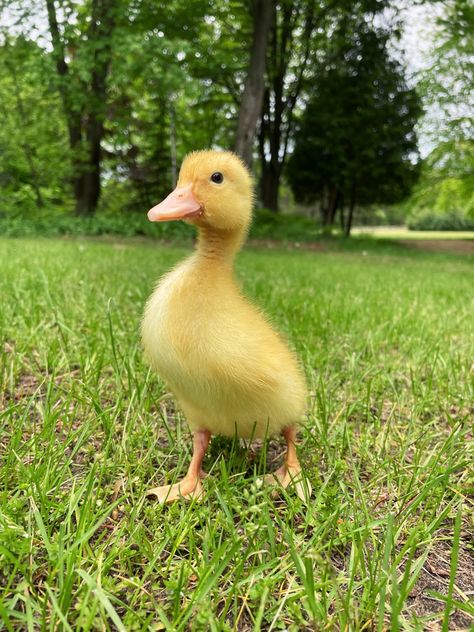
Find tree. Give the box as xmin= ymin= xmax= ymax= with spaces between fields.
xmin=405 ymin=141 xmax=474 ymax=220
xmin=8 ymin=0 xmax=214 ymax=215
xmin=287 ymin=20 xmax=421 ymax=235
xmin=257 ymin=0 xmax=378 ymax=212
xmin=45 ymin=0 xmax=119 ymax=216
xmin=258 ymin=0 xmax=319 ymax=211
xmin=410 ymin=0 xmax=474 ymax=220
xmin=418 ymin=0 xmax=473 ymax=149
xmin=103 ymin=0 xmax=229 ymax=210
xmin=234 ymin=0 xmax=273 ymax=167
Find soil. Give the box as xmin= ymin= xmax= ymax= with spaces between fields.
xmin=405 ymin=538 xmax=474 ymax=629
xmin=396 ymin=239 xmax=474 ymax=255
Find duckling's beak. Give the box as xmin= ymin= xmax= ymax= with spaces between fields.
xmin=147 ymin=184 xmax=202 ymax=222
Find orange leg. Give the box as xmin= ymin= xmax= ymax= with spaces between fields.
xmin=146 ymin=430 xmax=211 ymax=503
xmin=265 ymin=426 xmax=312 ymax=502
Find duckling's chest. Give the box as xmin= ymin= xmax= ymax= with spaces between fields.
xmin=141 ymin=261 xmax=219 ymax=378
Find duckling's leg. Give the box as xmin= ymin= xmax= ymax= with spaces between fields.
xmin=146 ymin=430 xmax=211 ymax=503
xmin=265 ymin=426 xmax=312 ymax=502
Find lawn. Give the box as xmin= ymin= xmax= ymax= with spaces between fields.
xmin=351 ymin=227 xmax=474 ymax=241
xmin=0 ymin=236 xmax=473 ymax=631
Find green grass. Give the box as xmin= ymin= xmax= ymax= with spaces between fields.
xmin=0 ymin=236 xmax=473 ymax=630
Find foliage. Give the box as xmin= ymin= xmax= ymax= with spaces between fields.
xmin=352 ymin=203 xmax=407 ymax=227
xmin=417 ymin=0 xmax=473 ymax=147
xmin=405 ymin=141 xmax=474 ymax=222
xmin=0 ymin=208 xmax=322 ymax=242
xmin=0 ymin=237 xmax=472 ymax=628
xmin=287 ymin=18 xmax=421 ymax=233
xmin=1 ymin=0 xmax=228 ymax=215
xmin=258 ymin=0 xmax=406 ymax=212
xmin=248 ymin=207 xmax=322 ymax=241
xmin=0 ymin=1 xmax=471 ymax=229
xmin=0 ymin=36 xmax=70 ymax=212
xmin=407 ymin=210 xmax=474 ymax=231
xmin=405 ymin=0 xmax=474 ymax=228
xmin=104 ymin=0 xmax=234 ymax=208
xmin=0 ymin=211 xmax=191 ymax=239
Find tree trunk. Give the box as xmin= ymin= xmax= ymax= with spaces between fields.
xmin=339 ymin=200 xmax=345 ymax=232
xmin=74 ymin=119 xmax=103 ymax=216
xmin=260 ymin=161 xmax=280 ymax=211
xmin=320 ymin=186 xmax=329 ymax=225
xmin=332 ymin=190 xmax=341 ymax=224
xmin=344 ymin=184 xmax=356 ymax=236
xmin=169 ymin=103 xmax=177 ymax=187
xmin=234 ymin=0 xmax=273 ymax=167
xmin=46 ymin=0 xmax=115 ymax=216
xmin=258 ymin=87 xmax=281 ymax=211
xmin=322 ymin=185 xmax=339 ymax=225
xmin=257 ymin=1 xmax=317 ymax=212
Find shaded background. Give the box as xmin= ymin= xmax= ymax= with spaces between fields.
xmin=0 ymin=0 xmax=472 ymax=236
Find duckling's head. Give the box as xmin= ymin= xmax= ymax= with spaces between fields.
xmin=148 ymin=150 xmax=253 ymax=234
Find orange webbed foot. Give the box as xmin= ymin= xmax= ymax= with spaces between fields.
xmin=146 ymin=476 xmax=204 ymax=503
xmin=264 ymin=463 xmax=312 ymax=503
xmin=264 ymin=426 xmax=312 ymax=503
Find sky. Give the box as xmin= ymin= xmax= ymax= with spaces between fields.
xmin=399 ymin=2 xmax=442 ymax=78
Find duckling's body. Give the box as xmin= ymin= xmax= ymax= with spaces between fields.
xmin=142 ymin=150 xmax=310 ymax=502
xmin=142 ymin=240 xmax=306 ymax=440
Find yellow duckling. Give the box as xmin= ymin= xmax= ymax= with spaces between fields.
xmin=141 ymin=150 xmax=310 ymax=502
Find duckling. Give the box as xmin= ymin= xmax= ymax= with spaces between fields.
xmin=141 ymin=150 xmax=311 ymax=502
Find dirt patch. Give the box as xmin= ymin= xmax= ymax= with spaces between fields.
xmin=0 ymin=373 xmax=44 ymax=409
xmin=396 ymin=240 xmax=474 ymax=255
xmin=248 ymin=238 xmax=474 ymax=255
xmin=1 ymin=368 xmax=83 ymax=408
xmin=405 ymin=538 xmax=474 ymax=629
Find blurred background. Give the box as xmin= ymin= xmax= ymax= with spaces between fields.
xmin=0 ymin=0 xmax=472 ymax=238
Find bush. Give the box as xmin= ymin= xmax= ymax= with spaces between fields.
xmin=0 ymin=208 xmax=325 ymax=242
xmin=407 ymin=210 xmax=474 ymax=231
xmin=251 ymin=209 xmax=321 ymax=241
xmin=0 ymin=211 xmax=193 ymax=239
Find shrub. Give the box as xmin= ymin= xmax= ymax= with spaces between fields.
xmin=0 ymin=208 xmax=324 ymax=242
xmin=251 ymin=209 xmax=321 ymax=241
xmin=407 ymin=210 xmax=474 ymax=231
xmin=0 ymin=211 xmax=192 ymax=239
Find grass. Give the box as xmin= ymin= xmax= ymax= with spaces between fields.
xmin=351 ymin=227 xmax=474 ymax=240
xmin=0 ymin=235 xmax=473 ymax=631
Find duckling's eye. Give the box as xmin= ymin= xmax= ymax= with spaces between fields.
xmin=210 ymin=172 xmax=224 ymax=184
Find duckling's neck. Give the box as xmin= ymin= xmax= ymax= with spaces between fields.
xmin=194 ymin=226 xmax=244 ymax=270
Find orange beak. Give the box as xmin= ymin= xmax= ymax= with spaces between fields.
xmin=147 ymin=184 xmax=202 ymax=222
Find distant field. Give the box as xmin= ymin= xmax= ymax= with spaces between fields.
xmin=352 ymin=226 xmax=474 ymax=240
xmin=0 ymin=236 xmax=473 ymax=630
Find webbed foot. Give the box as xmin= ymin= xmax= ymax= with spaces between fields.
xmin=146 ymin=476 xmax=204 ymax=503
xmin=264 ymin=426 xmax=312 ymax=503
xmin=265 ymin=464 xmax=312 ymax=502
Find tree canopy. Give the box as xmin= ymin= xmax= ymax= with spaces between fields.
xmin=0 ymin=0 xmax=469 ymax=232
xmin=0 ymin=36 xmax=69 ymax=210
xmin=287 ymin=17 xmax=421 ymax=233
xmin=408 ymin=0 xmax=474 ymax=224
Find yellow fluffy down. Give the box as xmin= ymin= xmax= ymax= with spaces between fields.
xmin=141 ymin=256 xmax=307 ymax=439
